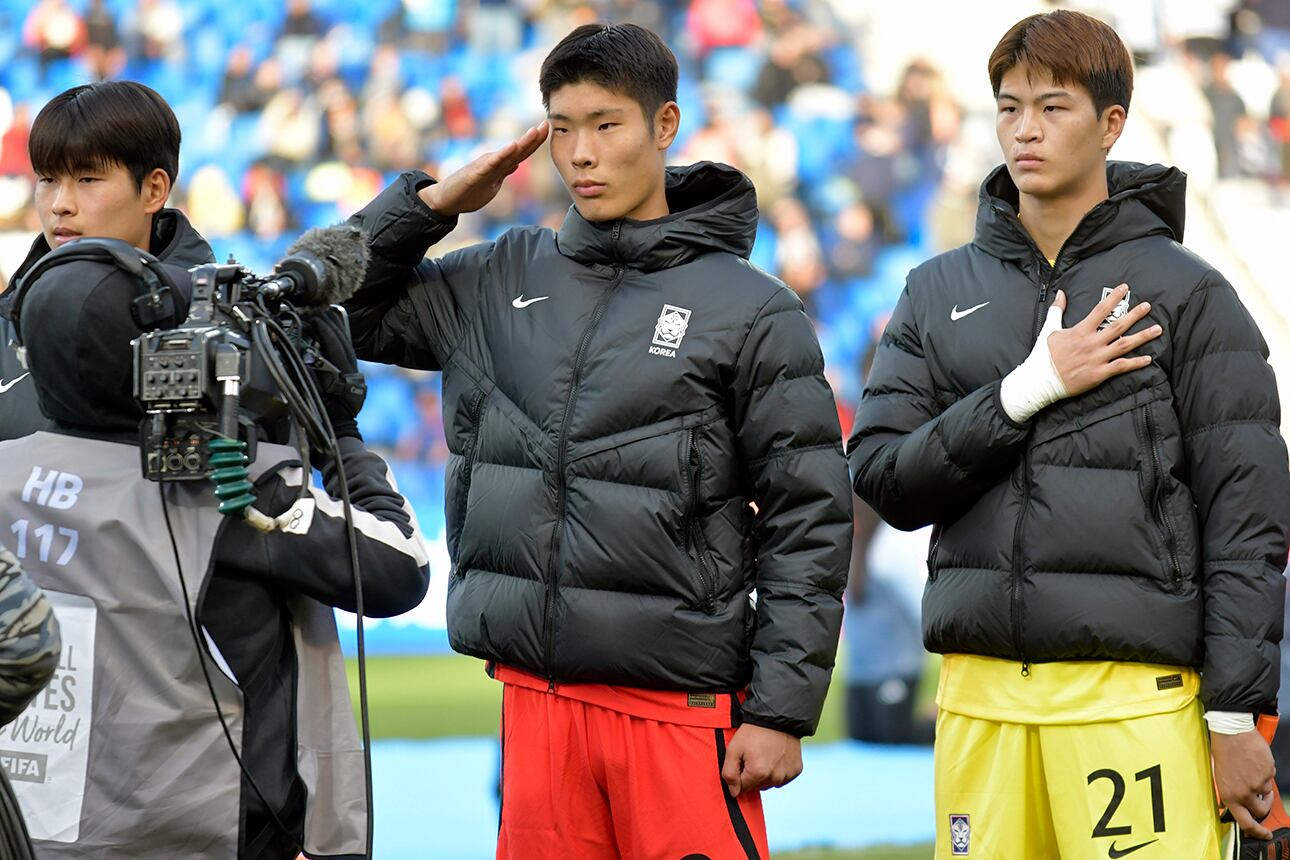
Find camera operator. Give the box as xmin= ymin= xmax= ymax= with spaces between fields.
xmin=0 ymin=80 xmax=214 ymax=442
xmin=0 ymin=257 xmax=430 ymax=859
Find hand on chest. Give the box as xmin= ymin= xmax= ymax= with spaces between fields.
xmin=927 ymin=265 xmax=1173 ymax=399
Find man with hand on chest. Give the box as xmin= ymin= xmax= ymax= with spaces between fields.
xmin=850 ymin=10 xmax=1290 ymax=859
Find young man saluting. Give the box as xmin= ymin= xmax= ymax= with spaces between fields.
xmin=850 ymin=10 xmax=1290 ymax=858
xmin=345 ymin=22 xmax=852 ymax=860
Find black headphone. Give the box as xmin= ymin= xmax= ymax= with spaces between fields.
xmin=8 ymin=238 xmax=182 ymax=369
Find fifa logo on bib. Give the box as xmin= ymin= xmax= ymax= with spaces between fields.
xmin=650 ymin=304 xmax=691 ymax=358
xmin=949 ymin=814 xmax=971 ymax=855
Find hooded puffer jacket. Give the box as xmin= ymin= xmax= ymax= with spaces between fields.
xmin=346 ymin=162 xmax=853 ymax=736
xmin=849 ymin=162 xmax=1290 ymax=713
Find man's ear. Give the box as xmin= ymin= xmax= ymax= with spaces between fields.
xmin=1100 ymin=103 xmax=1127 ymax=153
xmin=140 ymin=167 xmax=171 ymax=215
xmin=655 ymin=101 xmax=681 ymax=151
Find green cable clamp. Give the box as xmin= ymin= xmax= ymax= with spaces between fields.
xmin=208 ymin=437 xmax=256 ymax=517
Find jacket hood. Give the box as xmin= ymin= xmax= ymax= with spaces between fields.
xmin=556 ymin=161 xmax=758 ymax=272
xmin=21 ymin=254 xmax=191 ymax=432
xmin=973 ymin=161 xmax=1187 ymax=267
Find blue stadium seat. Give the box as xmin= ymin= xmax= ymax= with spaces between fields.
xmin=360 ymin=373 xmax=418 ymax=448
xmin=703 ymin=47 xmax=763 ymax=94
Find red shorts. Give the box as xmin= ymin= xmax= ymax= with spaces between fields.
xmin=496 ymin=681 xmax=769 ymax=860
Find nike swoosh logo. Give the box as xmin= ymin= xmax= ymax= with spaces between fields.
xmin=0 ymin=373 xmax=29 ymax=394
xmin=511 ymin=295 xmax=549 ymax=309
xmin=1108 ymin=838 xmax=1157 ymax=858
xmin=950 ymin=301 xmax=990 ymax=321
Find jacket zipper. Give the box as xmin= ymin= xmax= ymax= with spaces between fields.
xmin=996 ymin=208 xmax=1080 ymax=677
xmin=684 ymin=426 xmax=717 ymax=612
xmin=1143 ymin=406 xmax=1184 ymax=590
xmin=1009 ymin=268 xmax=1046 ymax=677
xmin=543 ymin=236 xmax=626 ymax=688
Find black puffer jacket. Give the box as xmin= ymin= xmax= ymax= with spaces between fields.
xmin=849 ymin=162 xmax=1290 ymax=713
xmin=346 ymin=162 xmax=853 ymax=736
xmin=0 ymin=209 xmax=214 ymax=442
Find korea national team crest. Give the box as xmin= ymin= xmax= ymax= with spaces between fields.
xmin=949 ymin=814 xmax=971 ymax=855
xmin=649 ymin=304 xmax=691 ymax=358
xmin=1098 ymin=286 xmax=1131 ymax=331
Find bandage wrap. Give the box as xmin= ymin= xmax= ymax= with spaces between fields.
xmin=1000 ymin=302 xmax=1069 ymax=423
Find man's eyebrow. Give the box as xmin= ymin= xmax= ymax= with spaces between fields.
xmin=546 ymin=108 xmax=627 ymax=121
xmin=997 ymin=90 xmax=1073 ymax=102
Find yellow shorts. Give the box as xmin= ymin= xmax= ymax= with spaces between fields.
xmin=934 ymin=656 xmax=1227 ymax=859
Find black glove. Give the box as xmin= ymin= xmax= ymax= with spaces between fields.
xmin=301 ymin=308 xmax=366 ymax=440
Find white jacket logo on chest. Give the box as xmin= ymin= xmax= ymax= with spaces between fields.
xmin=1098 ymin=286 xmax=1131 ymax=331
xmin=650 ymin=304 xmax=691 ymax=358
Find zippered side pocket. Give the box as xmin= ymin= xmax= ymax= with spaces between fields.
xmin=683 ymin=427 xmax=717 ymax=612
xmin=1137 ymin=404 xmax=1184 ymax=590
xmin=453 ymin=388 xmax=488 ymax=557
xmin=926 ymin=524 xmax=943 ymax=582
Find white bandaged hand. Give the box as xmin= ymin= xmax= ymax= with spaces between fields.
xmin=1000 ymin=301 xmax=1069 ymax=423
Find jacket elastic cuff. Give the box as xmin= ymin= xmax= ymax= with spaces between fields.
xmin=404 ymin=171 xmax=459 ymax=229
xmin=1203 ymin=702 xmax=1270 ymax=716
xmin=738 ymin=712 xmax=810 ymax=739
xmin=991 ymin=379 xmax=1031 ymax=432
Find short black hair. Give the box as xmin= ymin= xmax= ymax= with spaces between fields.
xmin=539 ymin=23 xmax=679 ymax=122
xmin=29 ymin=81 xmax=181 ymax=189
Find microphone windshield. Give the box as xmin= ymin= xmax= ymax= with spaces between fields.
xmin=281 ymin=225 xmax=370 ymax=306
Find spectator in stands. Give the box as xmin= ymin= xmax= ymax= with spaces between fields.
xmin=771 ymin=195 xmax=827 ymax=316
xmin=242 ymin=160 xmax=293 ymax=238
xmin=467 ymin=0 xmax=525 ymax=56
xmin=217 ymin=46 xmax=265 ymax=114
xmin=753 ymin=25 xmax=828 ymax=109
xmin=124 ymin=0 xmax=185 ymax=63
xmin=1205 ymin=52 xmax=1249 ymax=179
xmin=280 ymin=0 xmax=325 ymax=41
xmin=84 ymin=0 xmax=125 ymax=80
xmin=687 ymin=0 xmax=763 ymax=57
xmin=259 ymin=87 xmax=322 ymax=167
xmin=319 ymin=82 xmax=364 ymax=163
xmin=23 ymin=0 xmax=86 ymax=73
xmin=826 ymin=198 xmax=883 ymax=282
xmin=0 ymin=106 xmax=32 ymax=179
xmin=438 ymin=77 xmax=477 ymax=141
xmin=896 ymin=59 xmax=960 ymax=158
xmin=186 ymin=162 xmax=245 ymax=237
xmin=365 ymin=93 xmax=421 ymax=171
xmin=1268 ymin=60 xmax=1290 ymax=183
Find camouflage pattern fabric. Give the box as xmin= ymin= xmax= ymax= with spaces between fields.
xmin=0 ymin=548 xmax=59 ymax=726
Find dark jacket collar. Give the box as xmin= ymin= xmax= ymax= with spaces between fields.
xmin=973 ymin=161 xmax=1186 ymax=269
xmin=556 ymin=161 xmax=758 ymax=272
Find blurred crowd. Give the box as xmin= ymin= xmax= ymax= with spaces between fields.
xmin=1126 ymin=0 xmax=1290 ymax=184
